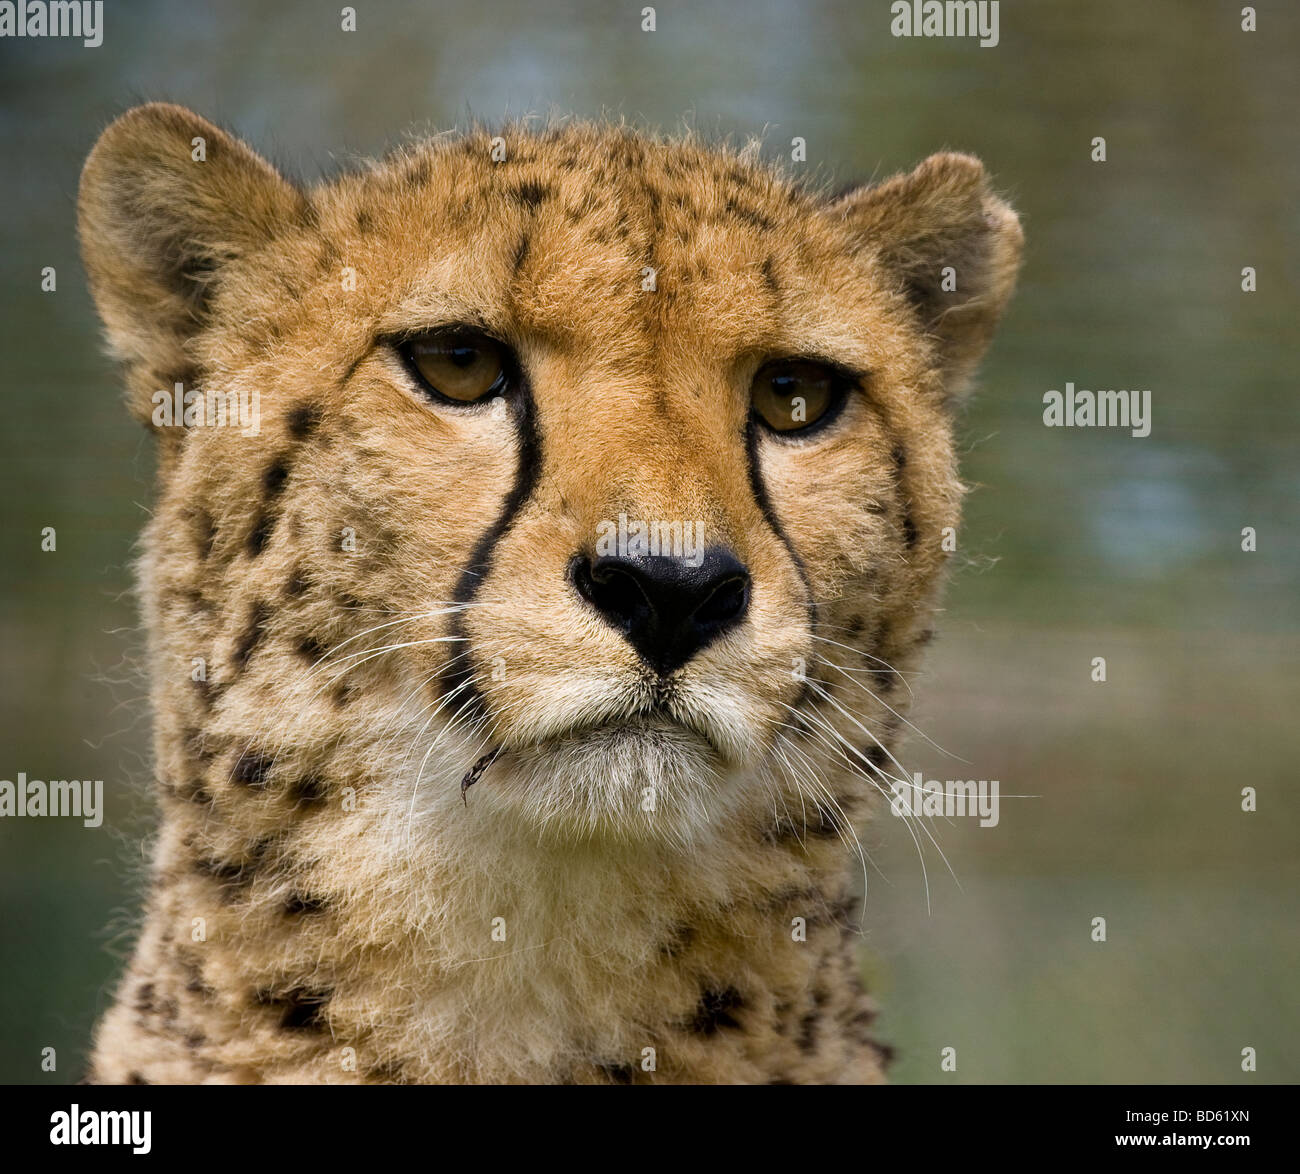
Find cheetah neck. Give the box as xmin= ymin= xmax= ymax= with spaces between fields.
xmin=92 ymin=719 xmax=891 ymax=1084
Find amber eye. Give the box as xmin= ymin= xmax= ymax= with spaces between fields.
xmin=751 ymin=359 xmax=845 ymax=434
xmin=399 ymin=330 xmax=509 ymax=404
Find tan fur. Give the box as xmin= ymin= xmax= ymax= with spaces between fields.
xmin=79 ymin=104 xmax=1021 ymax=1084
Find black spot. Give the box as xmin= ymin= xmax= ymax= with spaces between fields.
xmin=902 ymin=514 xmax=919 ymax=549
xmin=691 ymin=987 xmax=744 ymax=1035
xmin=891 ymin=443 xmax=907 ymax=473
xmin=256 ymin=986 xmax=331 ymax=1031
xmin=232 ymin=748 xmax=273 ymax=787
xmin=864 ymin=743 xmax=890 ymax=771
xmin=262 ymin=459 xmax=290 ymax=499
xmin=797 ymin=1012 xmax=819 ymax=1054
xmin=181 ymin=955 xmax=213 ymax=997
xmin=513 ymin=234 xmax=531 ymax=274
xmin=405 ymin=156 xmax=432 ymax=185
xmin=761 ymin=256 xmax=780 ymax=293
xmin=127 ymin=1072 xmax=149 ymax=1085
xmin=288 ymin=774 xmax=327 ymax=809
xmin=810 ymin=805 xmax=845 ymax=838
xmin=660 ymin=923 xmax=695 ymax=958
xmin=284 ymin=893 xmax=327 ymax=916
xmin=845 ymin=614 xmax=865 ymax=638
xmin=367 ymin=1059 xmax=412 ymax=1084
xmin=235 ymin=603 xmax=270 ymax=668
xmin=194 ymin=510 xmax=217 ymax=560
xmin=196 ymin=855 xmax=253 ymax=895
xmin=135 ymin=983 xmax=155 ymax=1014
xmin=914 ymin=627 xmax=936 ymax=648
xmin=287 ymin=403 xmax=320 ymax=439
xmin=246 ymin=512 xmax=276 ymax=556
xmin=355 ymin=207 xmax=374 ymax=233
xmin=510 ymin=180 xmax=552 ymax=210
xmin=296 ymin=199 xmax=321 ymax=232
xmin=596 ymin=1060 xmax=637 ymax=1085
xmin=285 ymin=568 xmax=311 ymax=596
xmin=722 ymin=198 xmax=776 ymax=231
xmin=297 ymin=635 xmax=326 ymax=663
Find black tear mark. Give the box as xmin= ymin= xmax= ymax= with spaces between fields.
xmin=255 ymin=986 xmax=331 ymax=1031
xmin=232 ymin=748 xmax=273 ymax=787
xmin=744 ymin=417 xmax=817 ymax=634
xmin=441 ymin=381 xmax=541 ymax=716
xmin=287 ymin=403 xmax=320 ymax=439
xmin=235 ymin=603 xmax=270 ymax=668
xmin=691 ymin=987 xmax=744 ymax=1035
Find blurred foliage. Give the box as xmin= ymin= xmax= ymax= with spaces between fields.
xmin=0 ymin=0 xmax=1296 ymax=1083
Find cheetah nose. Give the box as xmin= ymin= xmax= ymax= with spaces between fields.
xmin=570 ymin=548 xmax=751 ymax=676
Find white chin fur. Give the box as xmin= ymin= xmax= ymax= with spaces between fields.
xmin=493 ymin=721 xmax=729 ymax=845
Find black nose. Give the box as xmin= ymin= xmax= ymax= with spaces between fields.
xmin=570 ymin=547 xmax=751 ymax=675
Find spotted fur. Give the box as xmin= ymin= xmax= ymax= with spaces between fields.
xmin=79 ymin=104 xmax=1021 ymax=1084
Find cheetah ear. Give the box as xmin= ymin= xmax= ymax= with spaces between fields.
xmin=78 ymin=103 xmax=300 ymax=422
xmin=831 ymin=152 xmax=1023 ymax=403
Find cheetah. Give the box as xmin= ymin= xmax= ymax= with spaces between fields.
xmin=78 ymin=103 xmax=1022 ymax=1084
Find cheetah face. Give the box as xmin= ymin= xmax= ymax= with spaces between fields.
xmin=80 ymin=105 xmax=1021 ymax=843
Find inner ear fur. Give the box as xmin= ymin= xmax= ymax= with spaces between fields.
xmin=78 ymin=102 xmax=302 ymax=422
xmin=831 ymin=152 xmax=1023 ymax=402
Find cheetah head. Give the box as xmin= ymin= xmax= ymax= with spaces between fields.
xmin=80 ymin=105 xmax=1021 ymax=847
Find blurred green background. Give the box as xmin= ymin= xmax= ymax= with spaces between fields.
xmin=1 ymin=0 xmax=1296 ymax=1083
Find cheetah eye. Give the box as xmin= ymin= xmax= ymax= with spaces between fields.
xmin=751 ymin=359 xmax=848 ymax=435
xmin=399 ymin=330 xmax=510 ymax=405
